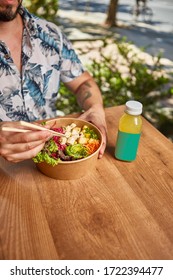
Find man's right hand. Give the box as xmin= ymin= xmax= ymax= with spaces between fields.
xmin=0 ymin=122 xmax=52 ymax=163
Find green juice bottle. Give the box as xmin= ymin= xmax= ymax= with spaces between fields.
xmin=115 ymin=101 xmax=143 ymax=161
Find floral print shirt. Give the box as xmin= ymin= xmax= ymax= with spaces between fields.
xmin=0 ymin=7 xmax=84 ymax=122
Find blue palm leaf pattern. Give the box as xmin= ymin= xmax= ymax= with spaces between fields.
xmin=43 ymin=69 xmax=53 ymax=96
xmin=0 ymin=56 xmax=16 ymax=77
xmin=22 ymin=51 xmax=30 ymax=66
xmin=61 ymin=47 xmax=81 ymax=63
xmin=35 ymin=26 xmax=59 ymax=56
xmin=46 ymin=24 xmax=59 ymax=36
xmin=25 ymin=63 xmax=43 ymax=85
xmin=25 ymin=79 xmax=45 ymax=106
xmin=6 ymin=106 xmax=30 ymax=121
xmin=0 ymin=90 xmax=13 ymax=111
xmin=26 ymin=69 xmax=52 ymax=106
xmin=51 ymin=63 xmax=61 ymax=71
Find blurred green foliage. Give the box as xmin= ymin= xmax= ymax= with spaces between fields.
xmin=20 ymin=3 xmax=173 ymax=140
xmin=57 ymin=38 xmax=173 ymax=140
xmin=23 ymin=0 xmax=58 ymax=21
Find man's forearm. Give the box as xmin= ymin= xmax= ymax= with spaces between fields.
xmin=64 ymin=71 xmax=103 ymax=111
xmin=75 ymin=77 xmax=103 ymax=111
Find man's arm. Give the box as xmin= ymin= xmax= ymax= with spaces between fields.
xmin=64 ymin=71 xmax=107 ymax=158
xmin=65 ymin=71 xmax=103 ymax=110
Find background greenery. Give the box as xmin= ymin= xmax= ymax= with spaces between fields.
xmin=22 ymin=1 xmax=173 ymax=140
xmin=57 ymin=38 xmax=173 ymax=140
xmin=23 ymin=0 xmax=58 ymax=21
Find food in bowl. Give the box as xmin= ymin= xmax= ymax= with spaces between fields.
xmin=33 ymin=118 xmax=103 ymax=180
xmin=33 ymin=122 xmax=100 ymax=165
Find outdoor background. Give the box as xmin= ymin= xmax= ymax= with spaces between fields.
xmin=23 ymin=0 xmax=173 ymax=141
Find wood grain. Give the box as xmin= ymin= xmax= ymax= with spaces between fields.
xmin=0 ymin=106 xmax=173 ymax=260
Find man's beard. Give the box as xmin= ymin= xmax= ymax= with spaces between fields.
xmin=0 ymin=2 xmax=22 ymax=22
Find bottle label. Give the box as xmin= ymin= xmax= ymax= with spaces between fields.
xmin=115 ymin=131 xmax=141 ymax=161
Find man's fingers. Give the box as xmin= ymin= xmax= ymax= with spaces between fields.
xmin=98 ymin=141 xmax=106 ymax=159
xmin=0 ymin=139 xmax=46 ymax=157
xmin=3 ymin=143 xmax=45 ymax=163
xmin=0 ymin=130 xmax=51 ymax=144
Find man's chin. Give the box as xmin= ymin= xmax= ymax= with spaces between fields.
xmin=0 ymin=2 xmax=22 ymax=22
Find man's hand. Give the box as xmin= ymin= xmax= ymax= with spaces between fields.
xmin=0 ymin=122 xmax=52 ymax=163
xmin=78 ymin=104 xmax=107 ymax=158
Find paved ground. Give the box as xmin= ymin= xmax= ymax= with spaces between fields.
xmin=58 ymin=0 xmax=173 ymax=61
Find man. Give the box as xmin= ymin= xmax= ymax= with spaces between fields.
xmin=136 ymin=0 xmax=147 ymax=7
xmin=0 ymin=0 xmax=107 ymax=163
xmin=136 ymin=0 xmax=147 ymax=15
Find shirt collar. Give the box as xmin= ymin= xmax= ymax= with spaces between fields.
xmin=19 ymin=6 xmax=38 ymax=37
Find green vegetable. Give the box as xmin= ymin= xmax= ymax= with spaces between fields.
xmin=45 ymin=139 xmax=58 ymax=153
xmin=83 ymin=127 xmax=99 ymax=139
xmin=32 ymin=139 xmax=59 ymax=166
xmin=65 ymin=144 xmax=88 ymax=159
xmin=33 ymin=151 xmax=59 ymax=166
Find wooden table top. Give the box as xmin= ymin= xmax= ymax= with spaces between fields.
xmin=0 ymin=105 xmax=173 ymax=260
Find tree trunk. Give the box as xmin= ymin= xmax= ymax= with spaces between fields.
xmin=105 ymin=0 xmax=119 ymax=27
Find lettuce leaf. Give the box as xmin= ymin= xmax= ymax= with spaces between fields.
xmin=65 ymin=144 xmax=88 ymax=159
xmin=32 ymin=139 xmax=60 ymax=166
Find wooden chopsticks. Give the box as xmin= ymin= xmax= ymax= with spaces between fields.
xmin=1 ymin=127 xmax=30 ymax=133
xmin=1 ymin=120 xmax=65 ymax=137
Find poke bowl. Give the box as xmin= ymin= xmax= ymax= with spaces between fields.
xmin=33 ymin=118 xmax=103 ymax=180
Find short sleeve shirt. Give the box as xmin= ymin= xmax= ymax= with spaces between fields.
xmin=0 ymin=7 xmax=84 ymax=122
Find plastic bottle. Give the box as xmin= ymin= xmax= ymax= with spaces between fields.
xmin=115 ymin=100 xmax=143 ymax=161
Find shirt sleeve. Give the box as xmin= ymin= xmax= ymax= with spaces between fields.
xmin=59 ymin=32 xmax=85 ymax=83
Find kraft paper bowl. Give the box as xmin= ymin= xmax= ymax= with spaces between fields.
xmin=36 ymin=118 xmax=103 ymax=180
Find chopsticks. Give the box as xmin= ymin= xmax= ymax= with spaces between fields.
xmin=1 ymin=120 xmax=65 ymax=137
xmin=1 ymin=127 xmax=30 ymax=133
